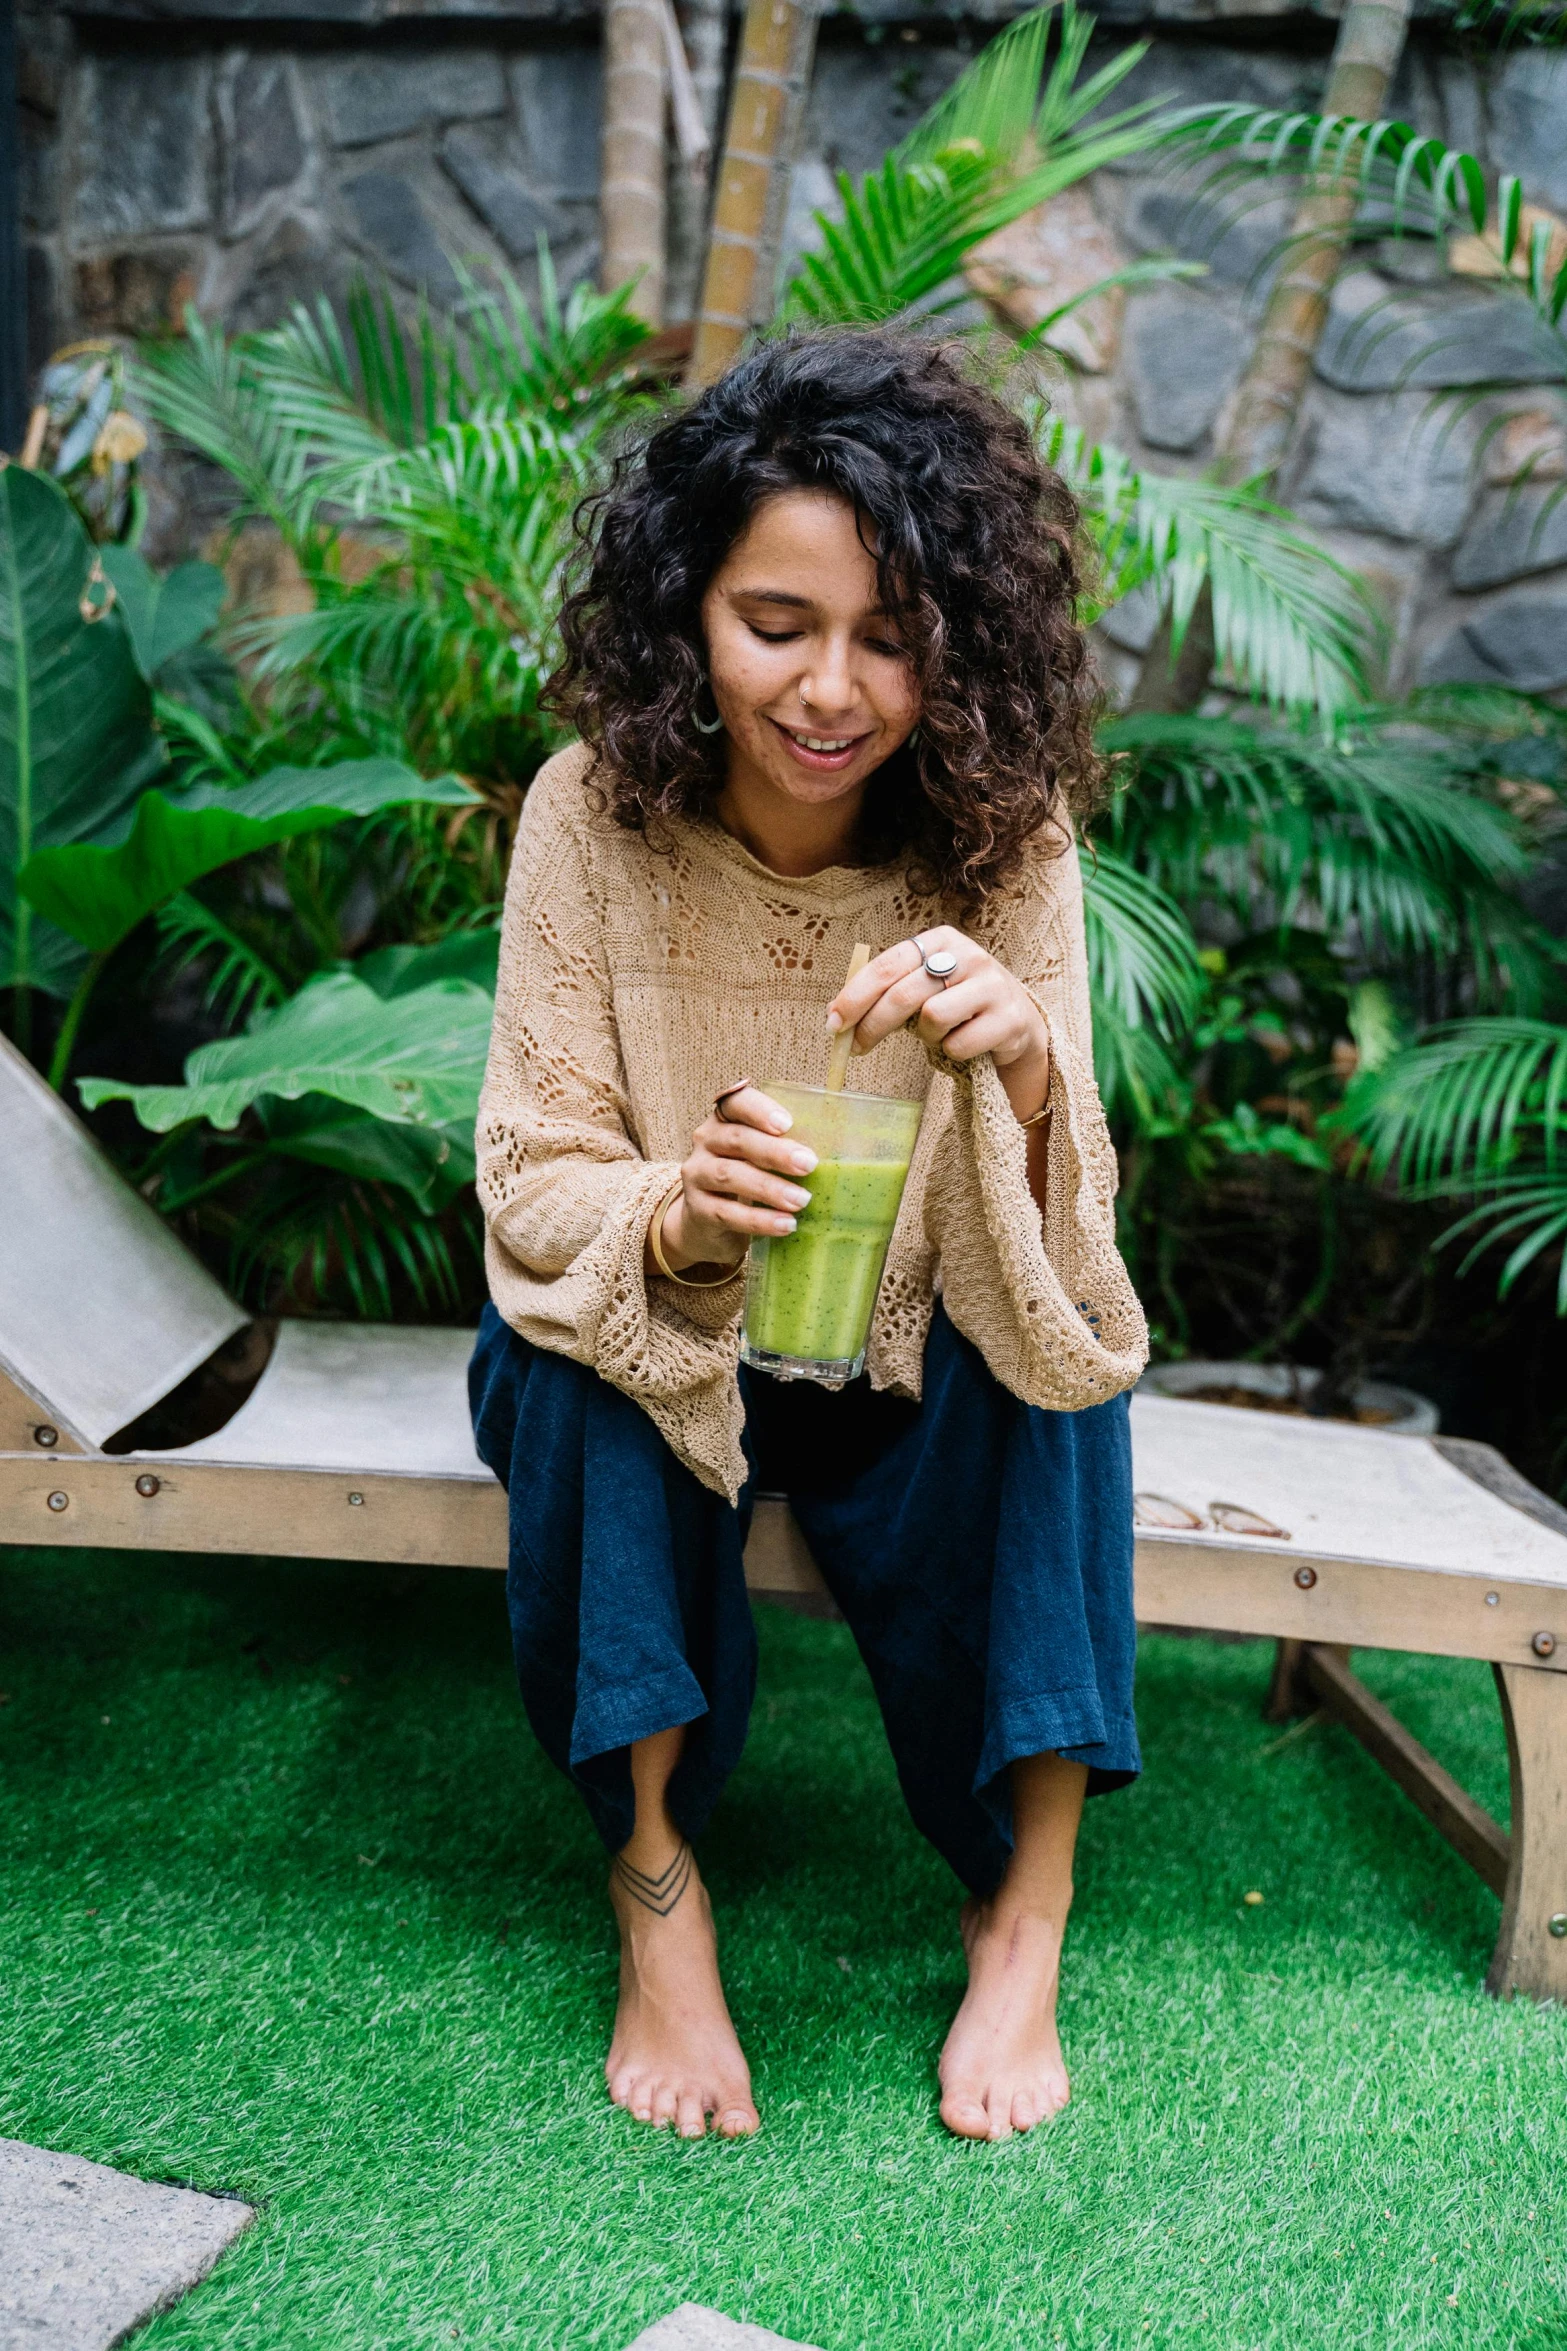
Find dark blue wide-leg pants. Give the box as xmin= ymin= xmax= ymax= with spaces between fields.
xmin=469 ymin=1299 xmax=1139 ymax=1897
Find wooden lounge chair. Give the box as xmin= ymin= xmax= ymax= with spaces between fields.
xmin=3 ymin=1032 xmax=1564 ymax=2002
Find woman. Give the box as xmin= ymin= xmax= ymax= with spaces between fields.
xmin=469 ymin=329 xmax=1148 ymax=2147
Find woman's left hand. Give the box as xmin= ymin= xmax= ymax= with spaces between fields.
xmin=827 ymin=927 xmax=1051 ymax=1124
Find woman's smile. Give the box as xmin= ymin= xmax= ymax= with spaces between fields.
xmin=767 ymin=717 xmax=874 ymax=772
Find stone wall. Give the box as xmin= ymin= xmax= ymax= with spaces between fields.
xmin=16 ymin=0 xmax=1567 ymax=695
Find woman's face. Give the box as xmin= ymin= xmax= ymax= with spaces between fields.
xmin=700 ymin=489 xmax=920 ymax=814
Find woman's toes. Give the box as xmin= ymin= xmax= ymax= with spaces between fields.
xmin=939 ymin=2089 xmax=991 ymax=2140
xmin=983 ymin=2090 xmax=1015 ymax=2142
xmin=715 ymin=2099 xmax=760 ymax=2138
xmin=650 ymin=2081 xmax=680 ymax=2129
xmin=675 ymin=2090 xmax=707 ymax=2140
xmin=1010 ymin=2088 xmax=1044 ymax=2133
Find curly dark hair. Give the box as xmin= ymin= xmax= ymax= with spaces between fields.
xmin=546 ymin=328 xmax=1102 ymax=900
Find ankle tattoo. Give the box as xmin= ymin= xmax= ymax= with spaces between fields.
xmin=613 ymin=1843 xmax=693 ymax=1917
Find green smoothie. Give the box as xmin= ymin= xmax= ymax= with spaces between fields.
xmin=744 ymin=1156 xmax=911 ymax=1367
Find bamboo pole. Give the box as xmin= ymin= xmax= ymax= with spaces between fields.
xmin=1126 ymin=0 xmax=1414 ymax=714
xmin=601 ymin=0 xmax=670 ymax=327
xmin=665 ymin=0 xmax=730 ymax=325
xmin=687 ymin=0 xmax=820 ymax=388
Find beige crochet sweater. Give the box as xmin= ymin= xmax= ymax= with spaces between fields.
xmin=478 ymin=742 xmax=1148 ymax=1500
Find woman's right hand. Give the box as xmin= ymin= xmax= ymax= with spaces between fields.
xmin=655 ymin=1086 xmax=818 ymax=1276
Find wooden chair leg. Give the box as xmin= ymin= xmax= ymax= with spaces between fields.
xmin=1486 ymin=1662 xmax=1567 ymax=2003
xmin=1264 ymin=1637 xmax=1310 ymax=1722
xmin=1264 ymin=1638 xmax=1348 ymax=1723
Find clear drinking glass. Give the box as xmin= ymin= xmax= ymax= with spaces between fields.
xmin=740 ymin=1081 xmax=924 ymax=1388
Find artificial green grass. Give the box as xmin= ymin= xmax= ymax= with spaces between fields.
xmin=2 ymin=1542 xmax=1564 ymax=2351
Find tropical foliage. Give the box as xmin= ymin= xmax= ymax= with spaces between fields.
xmin=3 ymin=0 xmax=1563 ymax=1452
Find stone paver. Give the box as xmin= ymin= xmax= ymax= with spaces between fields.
xmin=623 ymin=2306 xmax=824 ymax=2351
xmin=0 ymin=2138 xmax=253 ymax=2351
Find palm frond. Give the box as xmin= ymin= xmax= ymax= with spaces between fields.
xmin=781 ymin=2 xmax=1172 ymax=329
xmin=1157 ymin=106 xmax=1490 ymax=239
xmin=1103 ymin=713 xmax=1549 ymax=1000
xmin=1082 ymin=848 xmax=1205 ymax=1127
xmin=154 ymin=891 xmax=288 ymax=1027
xmin=1343 ymin=1016 xmax=1567 ymax=1312
xmin=224 ymin=1163 xmax=475 ymax=1318
xmin=1082 ymin=848 xmax=1204 ymax=1037
xmin=1049 ymin=424 xmax=1378 ymax=716
xmin=1442 ymin=1172 xmax=1567 ymax=1311
xmin=134 ymin=311 xmax=320 ymax=540
xmin=1345 ymin=1017 xmax=1567 ymax=1191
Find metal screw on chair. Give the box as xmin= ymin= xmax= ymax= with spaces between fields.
xmin=47 ymin=1491 xmax=68 ymax=1512
xmin=1549 ymin=1915 xmax=1567 ymax=1940
xmin=348 ymin=1492 xmax=365 ymax=1507
xmin=1532 ymin=1631 xmax=1557 ymax=1659
xmin=134 ymin=1474 xmax=160 ymax=1499
xmin=34 ymin=1425 xmax=59 ymax=1449
xmin=1294 ymin=1565 xmax=1317 ymax=1590
xmin=1485 ymin=1592 xmax=1500 ymax=1607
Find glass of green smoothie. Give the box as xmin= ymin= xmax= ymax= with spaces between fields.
xmin=741 ymin=1081 xmax=924 ymax=1388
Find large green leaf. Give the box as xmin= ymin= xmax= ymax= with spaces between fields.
xmin=0 ymin=463 xmax=166 ymax=995
xmin=99 ymin=547 xmax=225 ymax=682
xmin=77 ymin=969 xmax=493 ymax=1134
xmin=355 ymin=927 xmax=500 ymax=998
xmin=100 ymin=545 xmax=241 ymax=729
xmin=18 ymin=757 xmax=479 ymax=955
xmin=259 ymin=1092 xmax=474 ymax=1210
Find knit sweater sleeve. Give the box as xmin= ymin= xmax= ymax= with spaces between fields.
xmin=922 ymin=833 xmax=1149 ymax=1411
xmin=476 ymin=752 xmax=747 ymax=1489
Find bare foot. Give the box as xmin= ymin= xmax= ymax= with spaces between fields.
xmin=937 ymin=1896 xmax=1071 ymax=2142
xmin=605 ymin=1845 xmax=759 ymax=2140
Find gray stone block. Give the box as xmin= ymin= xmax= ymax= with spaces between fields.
xmin=1315 ymin=269 xmax=1565 ymax=392
xmin=1090 ymin=34 xmax=1326 ymax=127
xmin=73 ymin=56 xmax=212 ymax=238
xmin=1490 ymin=49 xmax=1567 ymax=213
xmin=341 ymin=170 xmax=461 ymax=295
xmin=0 ymin=2137 xmax=253 ymax=2351
xmin=1122 ymin=174 xmax=1293 ymax=290
xmin=1291 ymin=390 xmax=1477 ymax=549
xmin=322 ymin=48 xmax=506 ymax=147
xmin=78 ymin=0 xmax=590 ymax=14
xmin=1420 ymin=588 xmax=1567 ymax=692
xmin=1124 ymin=287 xmax=1247 ymax=453
xmin=440 ymin=123 xmax=562 ymax=259
xmin=623 ymin=2306 xmax=824 ymax=2351
xmin=228 ymin=209 xmax=347 ymax=330
xmin=1453 ymin=486 xmax=1567 ymax=592
xmin=220 ymin=56 xmax=308 ymax=237
xmin=508 ymin=49 xmax=601 ymax=200
xmin=804 ymin=43 xmax=969 ymax=178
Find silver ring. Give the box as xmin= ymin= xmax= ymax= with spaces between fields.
xmin=922 ymin=948 xmax=959 ymax=987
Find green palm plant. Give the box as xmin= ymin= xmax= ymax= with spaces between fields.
xmin=133 ymin=260 xmax=656 ymax=799
xmin=1047 ymin=423 xmax=1379 ymax=719
xmin=779 ymin=4 xmax=1177 ymax=329
xmin=1101 ymin=707 xmax=1550 ymax=1010
xmin=1343 ymin=1019 xmax=1567 ymax=1312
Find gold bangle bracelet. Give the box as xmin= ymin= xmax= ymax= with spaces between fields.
xmin=1017 ymin=1100 xmax=1054 ymax=1132
xmin=648 ymin=1180 xmax=744 ymax=1289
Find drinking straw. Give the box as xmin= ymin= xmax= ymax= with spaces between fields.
xmin=826 ymin=942 xmax=872 ymax=1092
